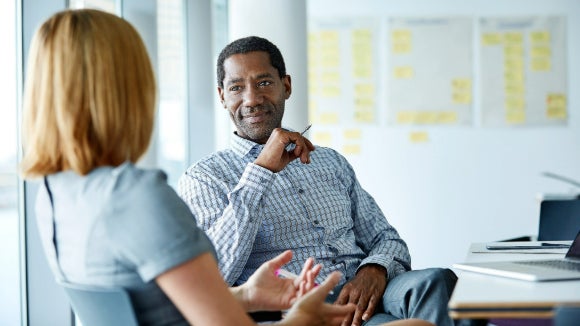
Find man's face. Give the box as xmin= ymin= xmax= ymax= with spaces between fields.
xmin=218 ymin=51 xmax=291 ymax=144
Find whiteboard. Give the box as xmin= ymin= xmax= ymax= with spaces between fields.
xmin=307 ymin=0 xmax=580 ymax=270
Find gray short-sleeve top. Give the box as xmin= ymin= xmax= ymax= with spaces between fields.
xmin=35 ymin=162 xmax=216 ymax=325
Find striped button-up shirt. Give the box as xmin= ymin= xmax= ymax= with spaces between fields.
xmin=177 ymin=134 xmax=411 ymax=287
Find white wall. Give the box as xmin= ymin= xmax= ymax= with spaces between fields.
xmin=308 ymin=0 xmax=580 ymax=269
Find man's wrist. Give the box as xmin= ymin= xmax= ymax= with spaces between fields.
xmin=358 ymin=263 xmax=388 ymax=279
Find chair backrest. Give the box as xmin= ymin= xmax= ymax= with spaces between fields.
xmin=554 ymin=306 xmax=580 ymax=326
xmin=59 ymin=281 xmax=138 ymax=326
xmin=538 ymin=199 xmax=580 ymax=241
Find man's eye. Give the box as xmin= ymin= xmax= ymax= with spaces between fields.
xmin=229 ymin=85 xmax=241 ymax=92
xmin=258 ymin=81 xmax=272 ymax=87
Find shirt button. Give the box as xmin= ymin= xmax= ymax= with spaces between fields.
xmin=298 ymin=188 xmax=304 ymax=194
xmin=314 ymin=220 xmax=319 ymax=225
xmin=331 ymin=259 xmax=337 ymax=264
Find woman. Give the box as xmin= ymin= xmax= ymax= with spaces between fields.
xmin=21 ymin=9 xmax=433 ymax=326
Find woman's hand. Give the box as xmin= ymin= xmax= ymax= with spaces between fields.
xmin=237 ymin=250 xmax=322 ymax=312
xmin=279 ymin=272 xmax=356 ymax=326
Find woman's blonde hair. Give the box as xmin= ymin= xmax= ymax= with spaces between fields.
xmin=21 ymin=9 xmax=156 ymax=178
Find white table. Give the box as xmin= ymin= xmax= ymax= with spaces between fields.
xmin=448 ymin=242 xmax=580 ymax=319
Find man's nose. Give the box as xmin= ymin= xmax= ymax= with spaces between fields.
xmin=242 ymin=87 xmax=264 ymax=107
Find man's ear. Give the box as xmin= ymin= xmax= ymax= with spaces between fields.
xmin=283 ymin=75 xmax=292 ymax=99
xmin=217 ymin=87 xmax=226 ymax=108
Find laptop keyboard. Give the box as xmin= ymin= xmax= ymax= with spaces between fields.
xmin=515 ymin=260 xmax=580 ymax=272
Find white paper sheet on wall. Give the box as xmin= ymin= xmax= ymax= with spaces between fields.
xmin=387 ymin=17 xmax=473 ymax=126
xmin=480 ymin=16 xmax=567 ymax=127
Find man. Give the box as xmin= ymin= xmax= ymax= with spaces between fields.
xmin=178 ymin=36 xmax=457 ymax=326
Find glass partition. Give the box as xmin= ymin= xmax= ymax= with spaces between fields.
xmin=0 ymin=0 xmax=21 ymax=325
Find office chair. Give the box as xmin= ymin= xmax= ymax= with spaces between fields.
xmin=59 ymin=281 xmax=138 ymax=326
xmin=554 ymin=306 xmax=580 ymax=326
xmin=499 ymin=198 xmax=580 ymax=242
xmin=537 ymin=199 xmax=580 ymax=241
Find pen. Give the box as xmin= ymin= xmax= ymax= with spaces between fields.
xmin=300 ymin=124 xmax=312 ymax=136
xmin=285 ymin=124 xmax=312 ymax=150
xmin=276 ymin=268 xmax=334 ymax=295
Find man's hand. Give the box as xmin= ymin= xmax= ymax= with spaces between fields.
xmin=254 ymin=127 xmax=315 ymax=173
xmin=334 ymin=265 xmax=388 ymax=326
xmin=239 ymin=250 xmax=322 ymax=312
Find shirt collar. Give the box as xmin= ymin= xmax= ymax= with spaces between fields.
xmin=230 ymin=132 xmax=263 ymax=159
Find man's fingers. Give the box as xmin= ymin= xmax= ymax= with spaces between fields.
xmin=362 ymin=295 xmax=378 ymax=321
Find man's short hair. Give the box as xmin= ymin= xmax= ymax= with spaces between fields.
xmin=216 ymin=36 xmax=286 ymax=88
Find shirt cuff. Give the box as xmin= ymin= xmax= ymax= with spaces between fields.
xmin=236 ymin=163 xmax=276 ymax=192
xmin=358 ymin=256 xmax=408 ymax=281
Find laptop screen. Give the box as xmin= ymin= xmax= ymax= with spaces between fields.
xmin=565 ymin=230 xmax=580 ymax=259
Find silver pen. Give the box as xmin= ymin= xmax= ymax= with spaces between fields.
xmin=300 ymin=123 xmax=312 ymax=136
xmin=285 ymin=124 xmax=312 ymax=150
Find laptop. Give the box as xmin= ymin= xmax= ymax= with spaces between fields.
xmin=453 ymin=230 xmax=580 ymax=281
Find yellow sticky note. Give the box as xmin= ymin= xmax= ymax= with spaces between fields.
xmin=437 ymin=111 xmax=458 ymax=124
xmin=394 ymin=66 xmax=414 ymax=79
xmin=313 ymin=132 xmax=332 ymax=147
xmin=547 ymin=94 xmax=567 ymax=108
xmin=392 ymin=29 xmax=412 ymax=42
xmin=321 ymin=86 xmax=341 ymax=98
xmin=409 ymin=131 xmax=429 ymax=143
xmin=452 ymin=79 xmax=471 ymax=90
xmin=352 ymin=49 xmax=372 ymax=64
xmin=321 ymin=72 xmax=340 ymax=84
xmin=354 ymin=110 xmax=375 ymax=123
xmin=397 ymin=111 xmax=417 ymax=124
xmin=506 ymin=109 xmax=526 ymax=124
xmin=320 ymin=31 xmax=339 ymax=43
xmin=504 ymin=71 xmax=524 ymax=83
xmin=505 ymin=83 xmax=525 ymax=95
xmin=504 ymin=45 xmax=524 ymax=57
xmin=354 ymin=84 xmax=375 ymax=97
xmin=453 ymin=92 xmax=472 ymax=104
xmin=504 ymin=64 xmax=524 ymax=77
xmin=504 ymin=32 xmax=523 ymax=44
xmin=504 ymin=58 xmax=524 ymax=70
xmin=342 ymin=144 xmax=361 ymax=155
xmin=531 ymin=58 xmax=551 ymax=71
xmin=355 ymin=97 xmax=374 ymax=109
xmin=353 ymin=66 xmax=372 ymax=78
xmin=531 ymin=46 xmax=551 ymax=58
xmin=321 ymin=54 xmax=340 ymax=68
xmin=546 ymin=106 xmax=567 ymax=119
xmin=416 ymin=111 xmax=438 ymax=124
xmin=344 ymin=129 xmax=362 ymax=140
xmin=482 ymin=33 xmax=502 ymax=46
xmin=352 ymin=29 xmax=372 ymax=42
xmin=308 ymin=33 xmax=319 ymax=44
xmin=505 ymin=97 xmax=525 ymax=110
xmin=392 ymin=42 xmax=412 ymax=54
xmin=319 ymin=112 xmax=339 ymax=124
xmin=530 ymin=31 xmax=550 ymax=43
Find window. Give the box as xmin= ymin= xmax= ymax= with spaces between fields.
xmin=0 ymin=0 xmax=21 ymax=325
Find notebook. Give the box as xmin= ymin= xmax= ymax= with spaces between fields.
xmin=453 ymin=230 xmax=580 ymax=281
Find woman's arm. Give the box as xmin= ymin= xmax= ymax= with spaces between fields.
xmin=156 ymin=252 xmax=256 ymax=325
xmin=157 ymin=251 xmax=355 ymax=326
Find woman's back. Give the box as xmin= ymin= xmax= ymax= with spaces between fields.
xmin=36 ymin=163 xmax=215 ymax=325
